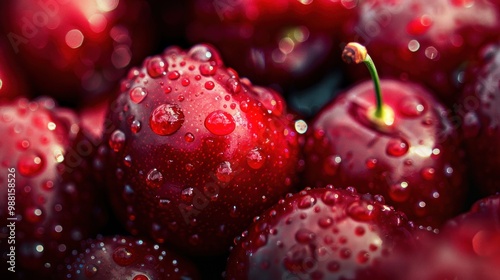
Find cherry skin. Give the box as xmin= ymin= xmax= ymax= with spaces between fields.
xmin=459 ymin=42 xmax=500 ymax=197
xmin=344 ymin=0 xmax=500 ymax=105
xmin=188 ymin=0 xmax=359 ymax=90
xmin=225 ymin=186 xmax=416 ymax=280
xmin=0 ymin=98 xmax=107 ymax=278
xmin=60 ymin=235 xmax=201 ymax=280
xmin=0 ymin=0 xmax=156 ymax=107
xmin=100 ymin=44 xmax=302 ymax=256
xmin=302 ymin=43 xmax=468 ymax=228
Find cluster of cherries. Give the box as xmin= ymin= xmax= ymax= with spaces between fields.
xmin=1 ymin=0 xmax=500 ymax=279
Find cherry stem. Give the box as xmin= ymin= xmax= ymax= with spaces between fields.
xmin=342 ymin=42 xmax=383 ymax=119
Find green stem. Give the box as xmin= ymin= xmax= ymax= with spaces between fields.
xmin=363 ymin=54 xmax=383 ymax=119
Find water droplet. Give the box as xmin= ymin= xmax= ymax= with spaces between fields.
xmin=386 ymin=138 xmax=409 ymax=157
xmin=204 ymin=81 xmax=215 ymax=90
xmin=18 ymin=151 xmax=45 ymax=176
xmin=130 ymin=120 xmax=141 ymax=134
xmin=298 ymin=195 xmax=316 ymax=209
xmin=181 ymin=78 xmax=190 ymax=87
xmin=339 ymin=248 xmax=351 ymax=259
xmin=146 ymin=56 xmax=167 ymax=78
xmin=355 ymin=226 xmax=365 ymax=236
xmin=133 ymin=274 xmax=149 ymax=280
xmin=347 ymin=201 xmax=376 ymax=221
xmin=146 ymin=168 xmax=163 ymax=188
xmin=149 ymin=104 xmax=185 ymax=136
xmin=188 ymin=45 xmax=219 ymax=63
xmin=25 ymin=207 xmax=43 ymax=223
xmin=389 ymin=182 xmax=410 ymax=202
xmin=246 ymin=148 xmax=265 ymax=169
xmin=113 ymin=246 xmax=135 ymax=266
xmin=295 ymin=229 xmax=316 ymax=244
xmin=322 ymin=191 xmax=341 ymax=206
xmin=199 ymin=64 xmax=217 ymax=76
xmin=204 ymin=110 xmax=236 ymax=136
xmin=421 ymin=167 xmax=435 ymax=180
xmin=399 ymin=97 xmax=426 ymax=118
xmin=164 ymin=86 xmax=172 ymax=94
xmin=365 ymin=158 xmax=378 ymax=169
xmin=129 ymin=87 xmax=148 ymax=104
xmin=323 ymin=155 xmax=341 ymax=176
xmin=123 ymin=155 xmax=132 ymax=167
xmin=357 ymin=250 xmax=370 ymax=264
xmin=216 ymin=161 xmax=234 ymax=183
xmin=184 ymin=132 xmax=195 ymax=142
xmin=84 ymin=264 xmax=98 ymax=278
xmin=226 ymin=78 xmax=241 ymax=94
xmin=109 ymin=130 xmax=126 ymax=152
xmin=181 ymin=187 xmax=194 ymax=202
xmin=167 ymin=71 xmax=180 ymax=80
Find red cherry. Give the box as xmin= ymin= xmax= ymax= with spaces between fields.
xmin=100 ymin=44 xmax=302 ymax=256
xmin=0 ymin=98 xmax=107 ymax=278
xmin=302 ymin=43 xmax=468 ymax=228
xmin=61 ymin=235 xmax=201 ymax=280
xmin=188 ymin=0 xmax=359 ymax=89
xmin=343 ymin=0 xmax=500 ymax=105
xmin=0 ymin=0 xmax=156 ymax=107
xmin=459 ymin=42 xmax=500 ymax=196
xmin=225 ymin=186 xmax=416 ymax=280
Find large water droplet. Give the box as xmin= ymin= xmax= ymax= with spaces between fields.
xmin=146 ymin=168 xmax=163 ymax=188
xmin=298 ymin=195 xmax=316 ymax=209
xmin=18 ymin=151 xmax=45 ymax=176
xmin=323 ymin=155 xmax=341 ymax=176
xmin=146 ymin=56 xmax=167 ymax=78
xmin=109 ymin=130 xmax=126 ymax=152
xmin=188 ymin=45 xmax=219 ymax=63
xmin=386 ymin=138 xmax=409 ymax=157
xmin=347 ymin=201 xmax=376 ymax=221
xmin=421 ymin=167 xmax=435 ymax=180
xmin=389 ymin=181 xmax=410 ymax=202
xmin=184 ymin=132 xmax=195 ymax=142
xmin=129 ymin=87 xmax=148 ymax=104
xmin=112 ymin=246 xmax=136 ymax=266
xmin=133 ymin=274 xmax=149 ymax=280
xmin=204 ymin=110 xmax=236 ymax=136
xmin=149 ymin=104 xmax=185 ymax=136
xmin=246 ymin=148 xmax=265 ymax=169
xmin=199 ymin=64 xmax=217 ymax=76
xmin=167 ymin=71 xmax=180 ymax=80
xmin=295 ymin=229 xmax=315 ymax=244
xmin=204 ymin=81 xmax=215 ymax=90
xmin=216 ymin=161 xmax=234 ymax=183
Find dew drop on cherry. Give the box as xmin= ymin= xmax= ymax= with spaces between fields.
xmin=184 ymin=132 xmax=195 ymax=142
xmin=204 ymin=110 xmax=236 ymax=136
xmin=112 ymin=246 xmax=136 ymax=266
xmin=149 ymin=104 xmax=185 ymax=136
xmin=347 ymin=201 xmax=375 ymax=221
xmin=146 ymin=56 xmax=167 ymax=78
xmin=109 ymin=130 xmax=126 ymax=152
xmin=204 ymin=81 xmax=215 ymax=90
xmin=389 ymin=181 xmax=410 ymax=202
xmin=246 ymin=148 xmax=265 ymax=169
xmin=421 ymin=167 xmax=435 ymax=180
xmin=130 ymin=120 xmax=141 ymax=134
xmin=181 ymin=78 xmax=190 ymax=87
xmin=295 ymin=228 xmax=315 ymax=244
xmin=18 ymin=151 xmax=45 ymax=176
xmin=216 ymin=161 xmax=234 ymax=183
xmin=323 ymin=155 xmax=341 ymax=176
xmin=167 ymin=71 xmax=180 ymax=80
xmin=365 ymin=158 xmax=378 ymax=169
xmin=386 ymin=138 xmax=409 ymax=157
xmin=398 ymin=97 xmax=426 ymax=118
xmin=133 ymin=274 xmax=149 ymax=280
xmin=146 ymin=168 xmax=163 ymax=188
xmin=129 ymin=87 xmax=148 ymax=104
xmin=199 ymin=64 xmax=217 ymax=76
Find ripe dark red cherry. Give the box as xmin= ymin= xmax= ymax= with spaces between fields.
xmin=101 ymin=44 xmax=301 ymax=256
xmin=303 ymin=43 xmax=468 ymax=227
xmin=0 ymin=98 xmax=107 ymax=278
xmin=226 ymin=186 xmax=416 ymax=280
xmin=344 ymin=0 xmax=500 ymax=105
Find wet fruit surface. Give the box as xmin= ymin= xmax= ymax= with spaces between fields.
xmin=303 ymin=80 xmax=468 ymax=227
xmin=0 ymin=98 xmax=107 ymax=278
xmin=226 ymin=186 xmax=416 ymax=280
xmin=100 ymin=44 xmax=301 ymax=256
xmin=61 ymin=235 xmax=201 ymax=280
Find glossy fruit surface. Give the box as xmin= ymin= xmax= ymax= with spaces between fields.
xmin=303 ymin=79 xmax=467 ymax=227
xmin=344 ymin=0 xmax=500 ymax=105
xmin=101 ymin=44 xmax=301 ymax=256
xmin=61 ymin=235 xmax=201 ymax=280
xmin=226 ymin=186 xmax=416 ymax=280
xmin=0 ymin=98 xmax=107 ymax=278
xmin=459 ymin=42 xmax=500 ymax=196
xmin=0 ymin=0 xmax=156 ymax=107
xmin=188 ymin=0 xmax=358 ymax=89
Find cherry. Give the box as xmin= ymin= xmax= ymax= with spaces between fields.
xmin=343 ymin=0 xmax=500 ymax=105
xmin=100 ymin=44 xmax=302 ymax=256
xmin=0 ymin=0 xmax=156 ymax=107
xmin=302 ymin=42 xmax=468 ymax=228
xmin=225 ymin=186 xmax=416 ymax=280
xmin=60 ymin=235 xmax=201 ymax=280
xmin=188 ymin=0 xmax=359 ymax=90
xmin=459 ymin=42 xmax=500 ymax=197
xmin=0 ymin=98 xmax=107 ymax=278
